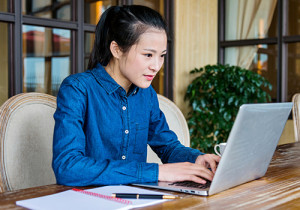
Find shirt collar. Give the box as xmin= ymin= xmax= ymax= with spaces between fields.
xmin=91 ymin=63 xmax=139 ymax=96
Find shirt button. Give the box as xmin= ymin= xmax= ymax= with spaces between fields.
xmin=125 ymin=130 xmax=129 ymax=134
xmin=122 ymin=106 xmax=126 ymax=111
xmin=122 ymin=155 xmax=126 ymax=160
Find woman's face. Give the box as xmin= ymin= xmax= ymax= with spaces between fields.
xmin=111 ymin=28 xmax=167 ymax=92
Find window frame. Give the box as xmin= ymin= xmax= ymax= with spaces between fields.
xmin=0 ymin=0 xmax=174 ymax=99
xmin=218 ymin=0 xmax=300 ymax=102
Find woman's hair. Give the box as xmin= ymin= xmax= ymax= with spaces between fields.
xmin=87 ymin=5 xmax=167 ymax=69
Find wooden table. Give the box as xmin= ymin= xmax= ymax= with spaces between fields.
xmin=0 ymin=142 xmax=299 ymax=209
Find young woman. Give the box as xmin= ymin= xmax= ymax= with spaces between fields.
xmin=52 ymin=5 xmax=220 ymax=186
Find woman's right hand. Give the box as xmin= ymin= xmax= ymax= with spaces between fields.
xmin=158 ymin=162 xmax=214 ymax=184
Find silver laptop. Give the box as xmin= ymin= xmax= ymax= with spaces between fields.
xmin=133 ymin=103 xmax=292 ymax=196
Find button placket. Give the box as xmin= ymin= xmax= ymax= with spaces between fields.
xmin=121 ymin=97 xmax=129 ymax=161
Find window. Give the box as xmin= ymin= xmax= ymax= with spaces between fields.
xmin=0 ymin=0 xmax=173 ymax=106
xmin=84 ymin=32 xmax=95 ymax=69
xmin=84 ymin=0 xmax=117 ymax=24
xmin=0 ymin=1 xmax=8 ymax=12
xmin=22 ymin=0 xmax=72 ymax=21
xmin=22 ymin=25 xmax=71 ymax=95
xmin=219 ymin=0 xmax=300 ymax=102
xmin=0 ymin=22 xmax=9 ymax=105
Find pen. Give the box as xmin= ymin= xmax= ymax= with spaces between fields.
xmin=111 ymin=193 xmax=180 ymax=199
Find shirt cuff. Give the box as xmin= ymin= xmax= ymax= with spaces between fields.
xmin=189 ymin=150 xmax=205 ymax=163
xmin=138 ymin=162 xmax=159 ymax=183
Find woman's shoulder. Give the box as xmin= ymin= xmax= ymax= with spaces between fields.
xmin=62 ymin=70 xmax=95 ymax=88
xmin=58 ymin=70 xmax=98 ymax=97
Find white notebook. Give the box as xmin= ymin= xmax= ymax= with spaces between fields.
xmin=16 ymin=185 xmax=172 ymax=210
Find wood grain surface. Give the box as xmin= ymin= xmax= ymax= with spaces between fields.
xmin=0 ymin=142 xmax=299 ymax=209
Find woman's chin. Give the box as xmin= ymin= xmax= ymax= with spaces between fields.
xmin=135 ymin=81 xmax=152 ymax=89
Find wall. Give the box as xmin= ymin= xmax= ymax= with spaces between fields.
xmin=174 ymin=0 xmax=218 ymax=117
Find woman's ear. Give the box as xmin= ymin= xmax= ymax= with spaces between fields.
xmin=110 ymin=41 xmax=122 ymax=59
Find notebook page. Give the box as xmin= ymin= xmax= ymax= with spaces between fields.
xmin=16 ymin=185 xmax=171 ymax=210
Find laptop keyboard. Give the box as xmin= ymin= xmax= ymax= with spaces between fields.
xmin=169 ymin=180 xmax=211 ymax=189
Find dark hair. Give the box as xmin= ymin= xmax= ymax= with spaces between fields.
xmin=87 ymin=5 xmax=167 ymax=69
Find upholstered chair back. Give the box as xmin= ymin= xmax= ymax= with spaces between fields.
xmin=147 ymin=94 xmax=190 ymax=164
xmin=0 ymin=93 xmax=56 ymax=192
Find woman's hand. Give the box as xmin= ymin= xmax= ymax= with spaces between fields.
xmin=158 ymin=154 xmax=220 ymax=184
xmin=158 ymin=162 xmax=213 ymax=184
xmin=195 ymin=154 xmax=221 ymax=173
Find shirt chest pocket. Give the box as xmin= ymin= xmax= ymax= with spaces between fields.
xmin=133 ymin=123 xmax=149 ymax=154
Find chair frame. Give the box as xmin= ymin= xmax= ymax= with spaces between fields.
xmin=0 ymin=92 xmax=56 ymax=192
xmin=292 ymin=93 xmax=300 ymax=142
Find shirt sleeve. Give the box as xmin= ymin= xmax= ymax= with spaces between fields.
xmin=52 ymin=77 xmax=158 ymax=186
xmin=147 ymin=88 xmax=204 ymax=164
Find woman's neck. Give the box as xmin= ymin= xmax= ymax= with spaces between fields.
xmin=105 ymin=62 xmax=132 ymax=93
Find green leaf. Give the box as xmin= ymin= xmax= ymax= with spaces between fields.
xmin=228 ymin=96 xmax=235 ymax=105
xmin=223 ymin=112 xmax=232 ymax=121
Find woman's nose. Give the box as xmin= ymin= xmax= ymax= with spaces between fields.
xmin=150 ymin=58 xmax=163 ymax=72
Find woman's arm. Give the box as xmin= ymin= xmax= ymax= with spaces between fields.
xmin=147 ymin=88 xmax=220 ymax=183
xmin=147 ymin=88 xmax=202 ymax=163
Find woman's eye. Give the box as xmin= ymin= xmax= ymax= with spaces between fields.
xmin=161 ymin=54 xmax=167 ymax=58
xmin=145 ymin=54 xmax=152 ymax=58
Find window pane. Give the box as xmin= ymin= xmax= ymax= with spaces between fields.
xmin=0 ymin=0 xmax=8 ymax=12
xmin=225 ymin=44 xmax=277 ymax=101
xmin=22 ymin=0 xmax=71 ymax=21
xmin=287 ymin=0 xmax=300 ymax=36
xmin=84 ymin=32 xmax=95 ymax=69
xmin=287 ymin=42 xmax=300 ymax=101
xmin=0 ymin=22 xmax=9 ymax=105
xmin=225 ymin=0 xmax=277 ymax=40
xmin=132 ymin=0 xmax=163 ymax=14
xmin=23 ymin=25 xmax=71 ymax=96
xmin=84 ymin=0 xmax=117 ymax=25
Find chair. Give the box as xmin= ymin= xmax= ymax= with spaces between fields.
xmin=147 ymin=94 xmax=190 ymax=164
xmin=292 ymin=93 xmax=300 ymax=142
xmin=0 ymin=92 xmax=57 ymax=192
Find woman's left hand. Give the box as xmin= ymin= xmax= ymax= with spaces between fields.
xmin=195 ymin=154 xmax=221 ymax=173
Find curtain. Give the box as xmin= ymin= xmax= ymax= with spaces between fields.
xmin=225 ymin=0 xmax=277 ymax=69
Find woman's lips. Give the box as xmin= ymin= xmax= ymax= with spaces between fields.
xmin=144 ymin=75 xmax=154 ymax=81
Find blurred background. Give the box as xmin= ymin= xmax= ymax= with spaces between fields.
xmin=0 ymin=0 xmax=299 ymax=144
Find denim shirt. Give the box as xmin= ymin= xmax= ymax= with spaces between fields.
xmin=52 ymin=63 xmax=203 ymax=186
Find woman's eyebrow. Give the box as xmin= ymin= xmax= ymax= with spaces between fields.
xmin=143 ymin=49 xmax=167 ymax=53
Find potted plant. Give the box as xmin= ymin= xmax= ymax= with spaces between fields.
xmin=185 ymin=64 xmax=272 ymax=153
